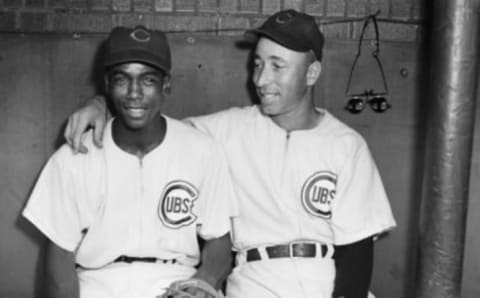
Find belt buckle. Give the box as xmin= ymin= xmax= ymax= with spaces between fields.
xmin=289 ymin=241 xmax=308 ymax=258
xmin=290 ymin=241 xmax=318 ymax=258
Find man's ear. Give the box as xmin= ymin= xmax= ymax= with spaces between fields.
xmin=306 ymin=61 xmax=322 ymax=86
xmin=163 ymin=76 xmax=171 ymax=95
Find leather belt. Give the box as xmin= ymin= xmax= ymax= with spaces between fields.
xmin=75 ymin=255 xmax=177 ymax=270
xmin=113 ymin=255 xmax=177 ymax=264
xmin=246 ymin=243 xmax=329 ymax=262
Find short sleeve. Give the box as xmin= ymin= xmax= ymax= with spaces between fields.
xmin=330 ymin=140 xmax=396 ymax=245
xmin=185 ymin=107 xmax=247 ymax=141
xmin=194 ymin=142 xmax=238 ymax=240
xmin=22 ymin=148 xmax=84 ymax=252
xmin=185 ymin=112 xmax=225 ymax=137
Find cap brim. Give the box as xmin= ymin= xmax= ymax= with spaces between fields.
xmin=104 ymin=48 xmax=170 ymax=73
xmin=244 ymin=28 xmax=310 ymax=52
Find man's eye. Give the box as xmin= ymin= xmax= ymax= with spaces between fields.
xmin=253 ymin=60 xmax=262 ymax=69
xmin=112 ymin=76 xmax=127 ymax=84
xmin=272 ymin=63 xmax=285 ymax=70
xmin=143 ymin=76 xmax=159 ymax=85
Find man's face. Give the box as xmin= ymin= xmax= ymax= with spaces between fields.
xmin=106 ymin=62 xmax=168 ymax=130
xmin=252 ymin=37 xmax=314 ymax=116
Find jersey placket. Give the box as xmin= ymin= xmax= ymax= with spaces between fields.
xmin=282 ymin=132 xmax=305 ymax=239
xmin=136 ymin=157 xmax=146 ymax=253
xmin=130 ymin=157 xmax=145 ymax=293
xmin=274 ymin=127 xmax=305 ymax=241
xmin=281 ymin=131 xmax=290 ymax=185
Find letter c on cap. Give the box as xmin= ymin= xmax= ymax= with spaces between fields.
xmin=276 ymin=12 xmax=293 ymax=24
xmin=130 ymin=28 xmax=151 ymax=42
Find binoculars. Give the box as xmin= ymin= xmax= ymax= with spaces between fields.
xmin=345 ymin=90 xmax=391 ymax=114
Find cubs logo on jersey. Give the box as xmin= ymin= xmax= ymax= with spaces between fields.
xmin=158 ymin=180 xmax=199 ymax=229
xmin=301 ymin=171 xmax=337 ymax=218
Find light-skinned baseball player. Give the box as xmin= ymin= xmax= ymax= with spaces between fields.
xmin=62 ymin=10 xmax=396 ymax=298
xmin=23 ymin=26 xmax=237 ymax=298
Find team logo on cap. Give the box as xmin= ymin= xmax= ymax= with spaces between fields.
xmin=275 ymin=11 xmax=294 ymax=24
xmin=158 ymin=180 xmax=198 ymax=229
xmin=130 ymin=28 xmax=151 ymax=42
xmin=301 ymin=171 xmax=337 ymax=219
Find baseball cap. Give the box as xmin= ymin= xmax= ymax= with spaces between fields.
xmin=245 ymin=9 xmax=325 ymax=61
xmin=103 ymin=25 xmax=171 ymax=73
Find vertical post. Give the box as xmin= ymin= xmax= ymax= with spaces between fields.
xmin=417 ymin=1 xmax=480 ymax=297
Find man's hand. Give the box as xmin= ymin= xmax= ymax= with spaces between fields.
xmin=160 ymin=278 xmax=223 ymax=298
xmin=160 ymin=233 xmax=232 ymax=297
xmin=64 ymin=95 xmax=109 ymax=153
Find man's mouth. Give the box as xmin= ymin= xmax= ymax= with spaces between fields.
xmin=258 ymin=90 xmax=278 ymax=102
xmin=124 ymin=107 xmax=147 ymax=118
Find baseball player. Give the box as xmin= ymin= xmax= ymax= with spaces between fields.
xmin=63 ymin=10 xmax=396 ymax=298
xmin=23 ymin=26 xmax=237 ymax=298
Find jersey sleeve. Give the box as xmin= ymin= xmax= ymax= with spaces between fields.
xmin=184 ymin=108 xmax=238 ymax=140
xmin=330 ymin=139 xmax=396 ymax=245
xmin=195 ymin=142 xmax=238 ymax=240
xmin=22 ymin=147 xmax=85 ymax=252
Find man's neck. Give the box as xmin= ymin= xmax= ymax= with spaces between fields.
xmin=270 ymin=98 xmax=322 ymax=132
xmin=112 ymin=115 xmax=167 ymax=159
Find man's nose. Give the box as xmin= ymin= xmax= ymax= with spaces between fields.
xmin=254 ymin=66 xmax=270 ymax=87
xmin=127 ymin=81 xmax=143 ymax=100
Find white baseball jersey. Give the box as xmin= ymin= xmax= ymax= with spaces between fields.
xmin=188 ymin=105 xmax=396 ymax=297
xmin=23 ymin=116 xmax=237 ymax=297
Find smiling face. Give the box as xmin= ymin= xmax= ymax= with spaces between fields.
xmin=252 ymin=37 xmax=320 ymax=118
xmin=106 ymin=62 xmax=169 ymax=131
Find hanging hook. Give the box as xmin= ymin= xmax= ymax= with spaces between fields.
xmin=345 ymin=11 xmax=391 ymax=114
